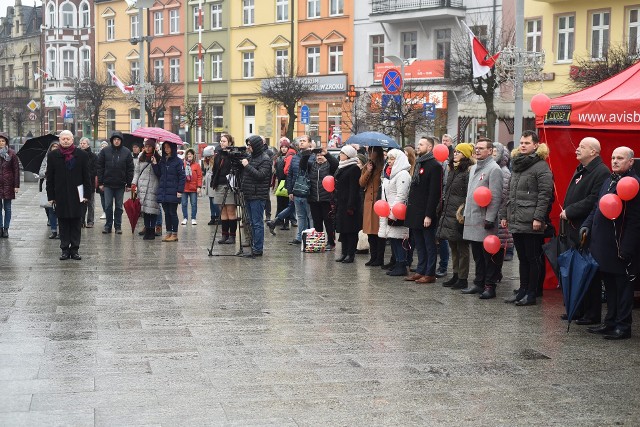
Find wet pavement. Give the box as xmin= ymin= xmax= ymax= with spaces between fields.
xmin=1 ymin=181 xmax=639 ymax=426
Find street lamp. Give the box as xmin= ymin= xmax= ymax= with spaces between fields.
xmin=384 ymin=55 xmax=417 ymax=91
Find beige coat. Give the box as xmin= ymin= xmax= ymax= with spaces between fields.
xmin=359 ymin=163 xmax=383 ymax=235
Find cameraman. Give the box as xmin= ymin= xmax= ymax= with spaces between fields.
xmin=241 ymin=135 xmax=272 ymax=257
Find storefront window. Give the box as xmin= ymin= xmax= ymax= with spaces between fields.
xmin=277 ymin=105 xmax=288 ymax=139
xmin=327 ymin=103 xmax=342 ymax=148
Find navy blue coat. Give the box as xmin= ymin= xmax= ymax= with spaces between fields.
xmin=583 ymin=171 xmax=640 ymax=275
xmin=153 ymin=146 xmax=185 ymax=204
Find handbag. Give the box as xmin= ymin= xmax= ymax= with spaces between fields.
xmin=387 ymin=218 xmax=405 ymax=227
xmin=301 ymin=229 xmax=327 ymax=253
xmin=275 ymin=180 xmax=288 ymax=197
xmin=293 ymin=172 xmax=310 ymax=197
xmin=39 ymin=191 xmax=50 ymax=208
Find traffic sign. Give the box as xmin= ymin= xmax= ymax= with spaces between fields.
xmin=382 ymin=68 xmax=402 ymax=94
xmin=29 ymin=112 xmax=37 ymax=121
xmin=27 ymin=100 xmax=38 ymax=111
xmin=300 ymin=105 xmax=310 ymax=124
xmin=424 ymin=102 xmax=436 ymax=119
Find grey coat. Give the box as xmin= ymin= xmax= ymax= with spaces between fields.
xmin=463 ymin=157 xmax=503 ymax=242
xmin=133 ymin=158 xmax=160 ymax=215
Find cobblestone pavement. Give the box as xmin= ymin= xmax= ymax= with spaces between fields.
xmin=1 ymin=181 xmax=639 ymax=426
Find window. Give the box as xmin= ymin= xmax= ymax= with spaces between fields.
xmin=591 ymin=11 xmax=610 ymax=59
xmin=275 ymin=49 xmax=288 ymax=76
xmin=330 ymin=0 xmax=344 ymax=16
xmin=62 ymin=50 xmax=75 ymax=79
xmin=130 ymin=60 xmax=140 ymax=84
xmin=130 ymin=14 xmax=139 ymax=38
xmin=211 ymin=53 xmax=222 ymax=80
xmin=7 ymin=65 xmax=13 ymax=86
xmin=154 ymin=59 xmax=164 ymax=82
xmin=106 ymin=109 xmax=116 ymax=137
xmin=130 ymin=109 xmax=140 ymax=132
xmin=106 ymin=18 xmax=115 ymax=41
xmin=557 ymin=15 xmax=575 ymax=62
xmin=308 ymin=0 xmax=320 ymax=18
xmin=370 ymin=34 xmax=384 ymax=70
xmin=212 ymin=105 xmax=224 ymax=142
xmin=211 ymin=4 xmax=222 ymax=29
xmin=80 ymin=2 xmax=90 ymax=27
xmin=171 ymin=106 xmax=181 ymax=134
xmin=154 ymin=11 xmax=163 ymax=35
xmin=194 ymin=57 xmax=203 ymax=81
xmin=276 ymin=0 xmax=288 ymax=22
xmin=630 ymin=8 xmax=640 ymax=55
xmin=47 ymin=3 xmax=55 ymax=27
xmin=243 ymin=0 xmax=254 ymax=25
xmin=106 ymin=63 xmax=115 ymax=85
xmin=23 ymin=62 xmax=29 ymax=87
xmin=402 ymin=31 xmax=417 ymax=59
xmin=307 ymin=47 xmax=320 ymax=74
xmin=170 ymin=58 xmax=180 ymax=83
xmin=193 ymin=6 xmax=203 ymax=30
xmin=526 ymin=19 xmax=542 ymax=53
xmin=435 ymin=28 xmax=451 ymax=60
xmin=329 ymin=45 xmax=343 ymax=73
xmin=61 ymin=2 xmax=75 ymax=27
xmin=170 ymin=9 xmax=180 ymax=34
xmin=48 ymin=110 xmax=57 ymax=134
xmin=80 ymin=48 xmax=91 ymax=79
xmin=0 ymin=66 xmax=5 ymax=86
xmin=243 ymin=52 xmax=254 ymax=78
xmin=47 ymin=49 xmax=57 ymax=80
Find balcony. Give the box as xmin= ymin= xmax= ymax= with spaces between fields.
xmin=371 ymin=0 xmax=465 ymax=23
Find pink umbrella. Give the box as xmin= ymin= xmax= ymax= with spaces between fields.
xmin=132 ymin=127 xmax=185 ymax=145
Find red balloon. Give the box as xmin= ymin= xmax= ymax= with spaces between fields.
xmin=617 ymin=176 xmax=639 ymax=201
xmin=530 ymin=93 xmax=552 ymax=116
xmin=433 ymin=144 xmax=449 ymax=162
xmin=374 ymin=200 xmax=390 ymax=218
xmin=473 ymin=186 xmax=492 ymax=207
xmin=599 ymin=193 xmax=623 ymax=220
xmin=391 ymin=203 xmax=407 ymax=220
xmin=483 ymin=235 xmax=501 ymax=255
xmin=322 ymin=175 xmax=335 ymax=192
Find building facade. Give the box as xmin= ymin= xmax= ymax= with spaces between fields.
xmin=0 ymin=0 xmax=42 ymax=138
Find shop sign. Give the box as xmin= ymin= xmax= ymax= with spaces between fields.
xmin=374 ymin=60 xmax=445 ymax=82
xmin=262 ymin=75 xmax=347 ymax=93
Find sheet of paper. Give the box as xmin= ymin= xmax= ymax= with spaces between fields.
xmin=77 ymin=184 xmax=84 ymax=202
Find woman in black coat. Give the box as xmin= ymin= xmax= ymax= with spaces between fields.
xmin=334 ymin=145 xmax=362 ymax=263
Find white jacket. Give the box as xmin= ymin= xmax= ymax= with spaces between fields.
xmin=378 ymin=149 xmax=411 ymax=240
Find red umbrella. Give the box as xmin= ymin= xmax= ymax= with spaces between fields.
xmin=132 ymin=127 xmax=185 ymax=145
xmin=123 ymin=190 xmax=142 ymax=233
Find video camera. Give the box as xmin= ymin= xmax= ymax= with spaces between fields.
xmin=224 ymin=146 xmax=250 ymax=162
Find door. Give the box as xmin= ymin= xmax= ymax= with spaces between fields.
xmin=244 ymin=104 xmax=255 ymax=139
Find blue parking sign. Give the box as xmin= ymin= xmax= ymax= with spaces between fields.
xmin=300 ymin=105 xmax=310 ymax=124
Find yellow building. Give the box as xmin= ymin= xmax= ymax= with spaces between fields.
xmin=524 ymin=0 xmax=638 ymax=100
xmin=228 ymin=0 xmax=294 ymax=145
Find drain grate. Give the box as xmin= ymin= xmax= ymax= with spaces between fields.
xmin=520 ymin=349 xmax=551 ymax=360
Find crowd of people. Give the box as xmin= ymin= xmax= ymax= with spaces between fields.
xmin=0 ymin=129 xmax=638 ymax=340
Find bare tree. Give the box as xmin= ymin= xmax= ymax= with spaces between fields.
xmin=569 ymin=44 xmax=639 ymax=91
xmin=260 ymin=68 xmax=314 ymax=140
xmin=74 ymin=74 xmax=113 ymax=140
xmin=341 ymin=90 xmax=372 ymax=136
xmin=127 ymin=73 xmax=180 ymax=127
xmin=182 ymin=100 xmax=215 ymax=145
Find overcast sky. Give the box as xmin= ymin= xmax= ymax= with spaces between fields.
xmin=0 ymin=1 xmax=42 ymax=17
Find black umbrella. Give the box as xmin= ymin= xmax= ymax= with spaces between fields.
xmin=542 ymin=220 xmax=574 ymax=281
xmin=17 ymin=134 xmax=59 ymax=174
xmin=122 ymin=133 xmax=145 ymax=152
xmin=344 ymin=131 xmax=400 ymax=148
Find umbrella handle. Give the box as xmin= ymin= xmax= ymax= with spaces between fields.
xmin=131 ymin=189 xmax=137 ymax=201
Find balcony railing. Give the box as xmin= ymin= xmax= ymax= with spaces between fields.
xmin=372 ymin=0 xmax=464 ymax=13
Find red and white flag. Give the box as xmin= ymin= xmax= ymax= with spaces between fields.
xmin=463 ymin=22 xmax=500 ymax=78
xmin=107 ymin=69 xmax=134 ymax=94
xmin=59 ymin=101 xmax=67 ymax=119
xmin=34 ymin=68 xmax=50 ymax=81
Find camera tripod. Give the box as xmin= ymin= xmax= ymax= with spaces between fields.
xmin=207 ymin=167 xmax=253 ymax=257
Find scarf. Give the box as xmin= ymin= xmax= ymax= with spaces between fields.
xmin=512 ymin=153 xmax=540 ymax=173
xmin=0 ymin=146 xmax=8 ymax=161
xmin=411 ymin=152 xmax=434 ymax=184
xmin=58 ymin=144 xmax=76 ymax=169
xmin=338 ymin=157 xmax=358 ymax=169
xmin=384 ymin=164 xmax=392 ymax=179
xmin=185 ymin=160 xmax=193 ymax=181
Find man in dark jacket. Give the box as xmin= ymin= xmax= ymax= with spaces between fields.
xmin=46 ymin=130 xmax=91 ymax=260
xmin=560 ymin=137 xmax=610 ymax=324
xmin=79 ymin=138 xmax=97 ymax=228
xmin=582 ymin=147 xmax=640 ymax=340
xmin=405 ymin=136 xmax=443 ymax=283
xmin=97 ymin=131 xmax=134 ymax=234
xmin=241 ymin=135 xmax=272 ymax=257
xmin=286 ymin=135 xmax=314 ymax=245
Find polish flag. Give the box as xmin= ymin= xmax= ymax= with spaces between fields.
xmin=59 ymin=101 xmax=67 ymax=119
xmin=463 ymin=22 xmax=500 ymax=79
xmin=108 ymin=69 xmax=135 ymax=94
xmin=35 ymin=68 xmax=50 ymax=81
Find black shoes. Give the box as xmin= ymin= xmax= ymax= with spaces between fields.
xmin=451 ymin=279 xmax=468 ymax=290
xmin=381 ymin=261 xmax=395 ymax=270
xmin=435 ymin=268 xmax=447 ymax=278
xmin=48 ymin=232 xmax=58 ymax=239
xmin=369 ymin=260 xmax=384 ymax=267
xmin=266 ymin=220 xmax=277 ymax=235
xmin=515 ymin=295 xmax=536 ymax=306
xmin=461 ymin=285 xmax=483 ymax=294
xmin=242 ymin=251 xmax=263 ymax=258
xmin=288 ymin=239 xmax=302 ymax=245
xmin=70 ymin=253 xmax=82 ymax=260
xmin=342 ymin=255 xmax=355 ymax=263
xmin=479 ymin=286 xmax=496 ymax=299
xmin=442 ymin=274 xmax=459 ymax=287
xmin=575 ymin=318 xmax=600 ymax=326
xmin=603 ymin=328 xmax=631 ymax=340
xmin=387 ymin=263 xmax=407 ymax=276
xmin=505 ymin=292 xmax=525 ymax=303
xmin=587 ymin=324 xmax=615 ymax=335
xmin=102 ymin=227 xmax=111 ymax=234
xmin=335 ymin=254 xmax=347 ymax=262
xmin=59 ymin=252 xmax=70 ymax=260
xmin=115 ymin=229 xmax=122 ymax=235
xmin=0 ymin=228 xmax=7 ymax=238
xmin=218 ymin=235 xmax=229 ymax=244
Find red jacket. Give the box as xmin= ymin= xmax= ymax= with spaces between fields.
xmin=183 ymin=160 xmax=203 ymax=193
xmin=0 ymin=148 xmax=19 ymax=200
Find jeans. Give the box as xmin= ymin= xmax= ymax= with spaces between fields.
xmin=103 ymin=187 xmax=125 ymax=230
xmin=0 ymin=199 xmax=11 ymax=228
xmin=275 ymin=200 xmax=297 ymax=224
xmin=143 ymin=213 xmax=158 ymax=230
xmin=46 ymin=207 xmax=58 ymax=232
xmin=162 ymin=202 xmax=179 ymax=233
xmin=413 ymin=227 xmax=437 ymax=276
xmin=156 ymin=204 xmax=163 ymax=226
xmin=294 ymin=196 xmax=312 ymax=241
xmin=209 ymin=197 xmax=220 ymax=219
xmin=181 ymin=192 xmax=198 ymax=219
xmin=390 ymin=238 xmax=407 ymax=263
xmin=437 ymin=239 xmax=449 ymax=270
xmin=246 ymin=199 xmax=266 ymax=253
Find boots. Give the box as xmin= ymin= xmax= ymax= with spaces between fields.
xmin=442 ymin=274 xmax=459 ymax=288
xmin=226 ymin=235 xmax=236 ymax=245
xmin=163 ymin=233 xmax=178 ymax=242
xmin=451 ymin=278 xmax=468 ymax=290
xmin=143 ymin=228 xmax=155 ymax=240
xmin=218 ymin=232 xmax=229 ymax=244
xmin=0 ymin=228 xmax=7 ymax=238
xmin=138 ymin=227 xmax=146 ymax=236
xmin=479 ymin=285 xmax=497 ymax=299
xmin=387 ymin=262 xmax=408 ymax=277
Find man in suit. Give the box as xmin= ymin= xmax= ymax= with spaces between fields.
xmin=46 ymin=130 xmax=91 ymax=260
xmin=560 ymin=137 xmax=610 ymax=324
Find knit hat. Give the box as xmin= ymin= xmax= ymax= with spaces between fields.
xmin=340 ymin=144 xmax=357 ymax=159
xmin=357 ymin=153 xmax=367 ymax=166
xmin=455 ymin=143 xmax=473 ymax=159
xmin=143 ymin=138 xmax=156 ymax=147
xmin=279 ymin=137 xmax=290 ymax=148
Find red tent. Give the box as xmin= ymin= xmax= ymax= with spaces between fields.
xmin=536 ymin=61 xmax=640 ymax=292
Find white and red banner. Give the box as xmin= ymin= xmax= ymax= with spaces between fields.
xmin=108 ymin=69 xmax=134 ymax=94
xmin=463 ymin=22 xmax=500 ymax=78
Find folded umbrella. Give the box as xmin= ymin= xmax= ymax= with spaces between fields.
xmin=542 ymin=220 xmax=574 ymax=281
xmin=123 ymin=190 xmax=142 ymax=233
xmin=558 ymin=247 xmax=599 ymax=331
xmin=17 ymin=134 xmax=59 ymax=174
xmin=344 ymin=131 xmax=400 ymax=149
xmin=132 ymin=127 xmax=184 ymax=145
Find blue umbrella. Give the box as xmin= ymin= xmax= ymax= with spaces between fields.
xmin=558 ymin=248 xmax=599 ymax=331
xmin=344 ymin=131 xmax=400 ymax=149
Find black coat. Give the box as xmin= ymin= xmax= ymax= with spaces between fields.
xmin=436 ymin=161 xmax=470 ymax=242
xmin=45 ymin=148 xmax=91 ymax=219
xmin=405 ymin=153 xmax=443 ymax=230
xmin=334 ymin=163 xmax=362 ymax=233
xmin=563 ymin=156 xmax=610 ymax=245
xmin=301 ymin=152 xmax=339 ymax=203
xmin=240 ymin=149 xmax=272 ymax=201
xmin=583 ymin=171 xmax=640 ymax=275
xmin=211 ymin=147 xmax=232 ymax=188
xmin=97 ymin=145 xmax=134 ymax=188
